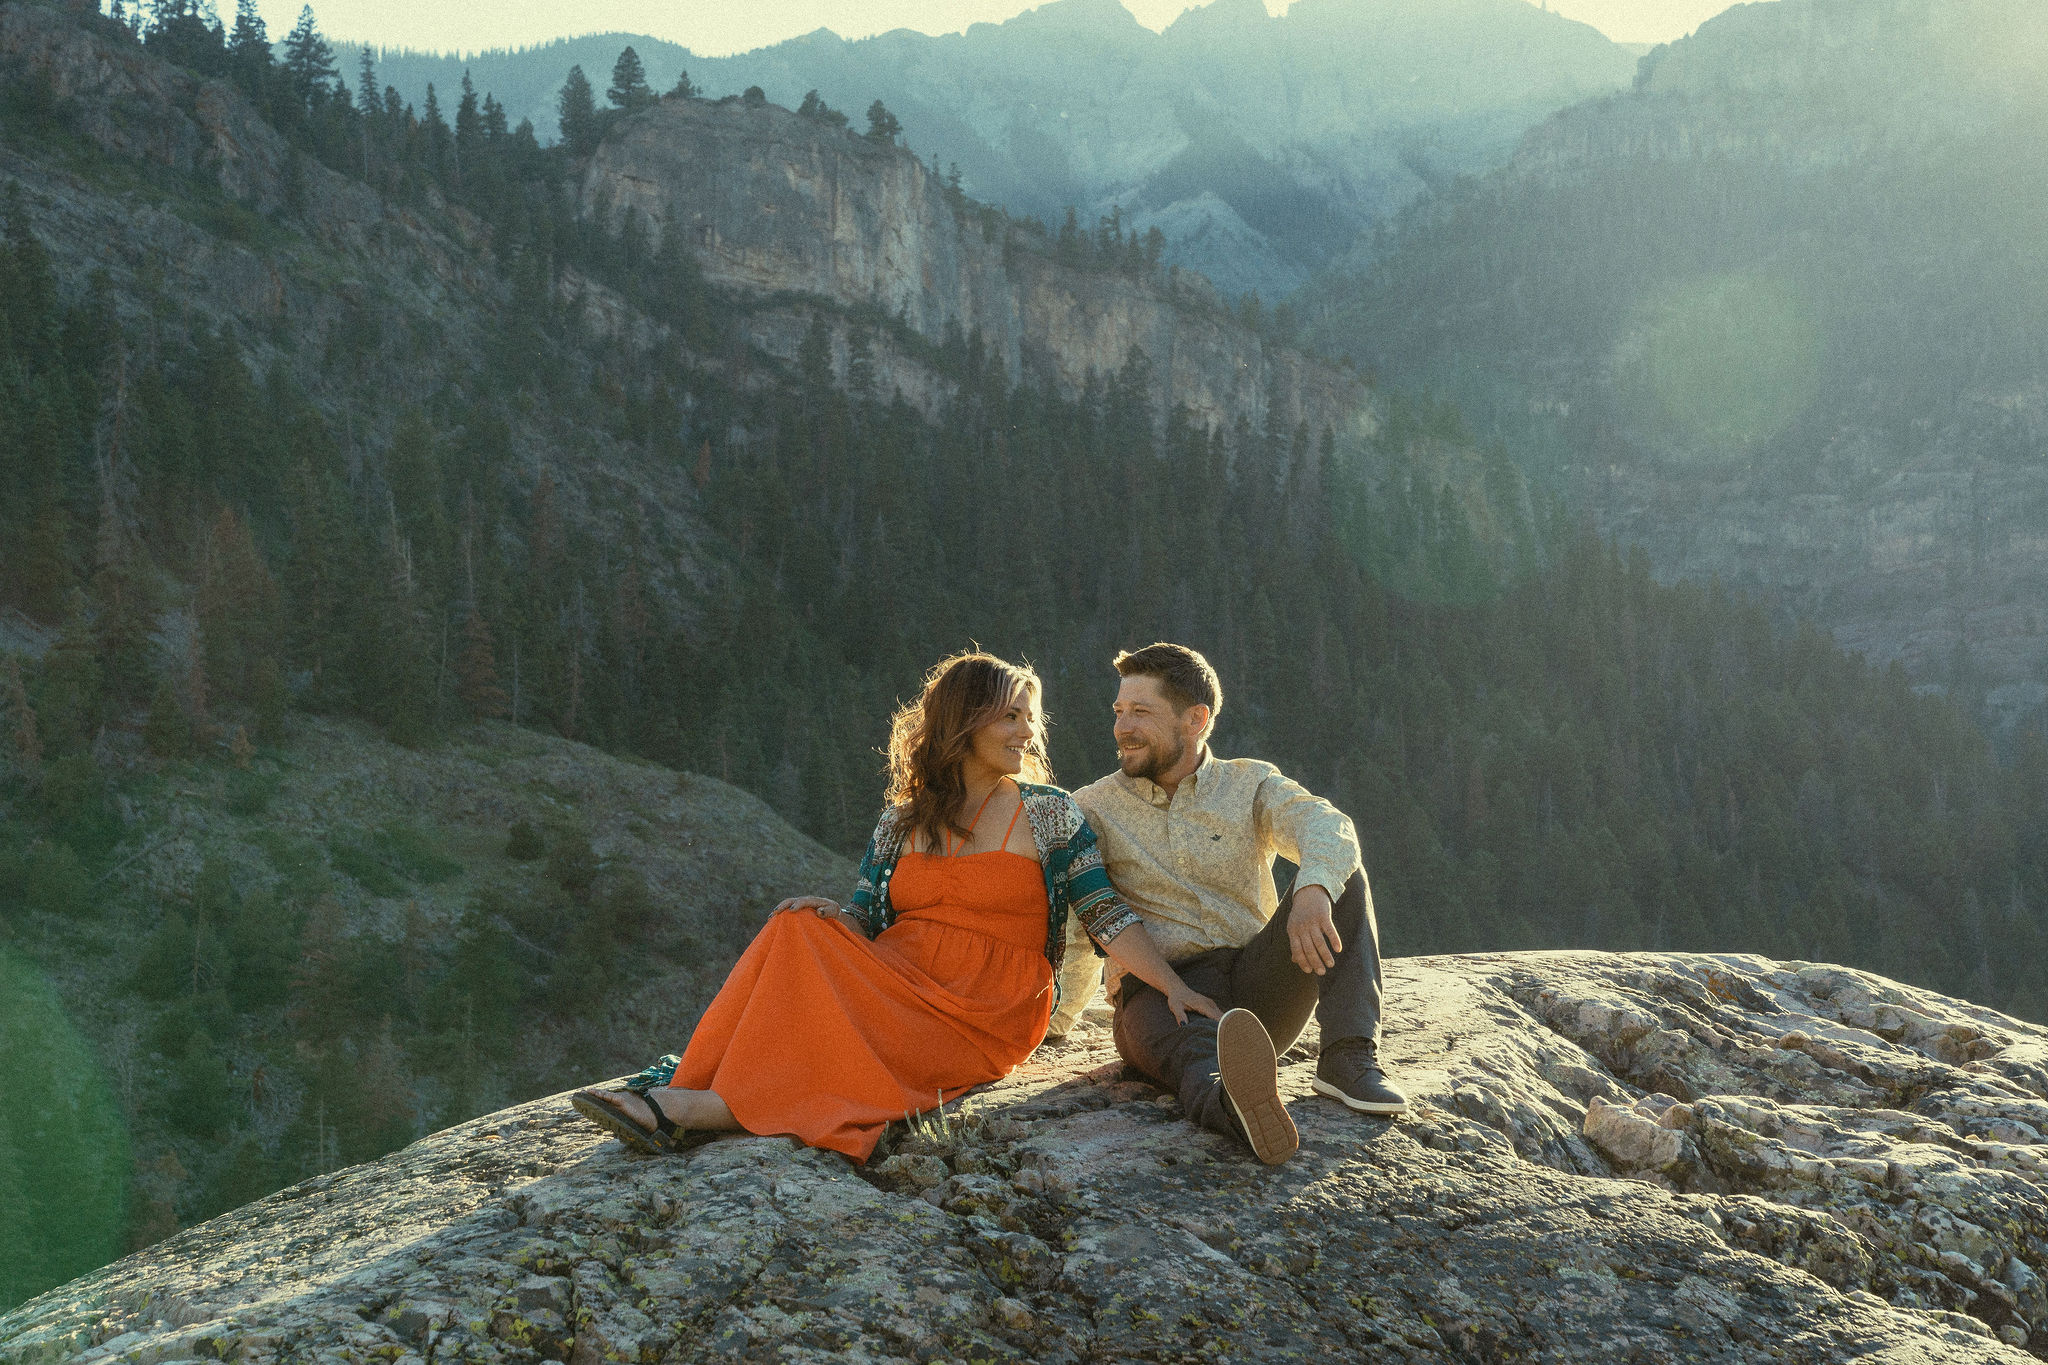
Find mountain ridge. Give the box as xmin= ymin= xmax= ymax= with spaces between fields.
xmin=358 ymin=0 xmax=1636 ymax=298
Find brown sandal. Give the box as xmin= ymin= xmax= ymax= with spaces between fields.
xmin=571 ymin=1087 xmax=681 ymax=1154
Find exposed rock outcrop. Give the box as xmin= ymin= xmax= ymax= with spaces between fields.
xmin=10 ymin=951 xmax=2048 ymax=1363
xmin=581 ymin=98 xmax=1368 ymax=439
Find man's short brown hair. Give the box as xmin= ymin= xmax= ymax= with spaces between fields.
xmin=1112 ymin=643 xmax=1222 ymax=725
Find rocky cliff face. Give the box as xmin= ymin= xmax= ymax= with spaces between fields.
xmin=11 ymin=951 xmax=2048 ymax=1364
xmin=1328 ymin=0 xmax=2048 ymax=726
xmin=580 ymin=98 xmax=1369 ymax=442
xmin=372 ymin=0 xmax=1638 ymax=301
xmin=0 ymin=4 xmax=494 ymax=346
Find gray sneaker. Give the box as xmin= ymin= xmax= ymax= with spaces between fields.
xmin=1217 ymin=1008 xmax=1299 ymax=1165
xmin=1312 ymin=1039 xmax=1409 ymax=1115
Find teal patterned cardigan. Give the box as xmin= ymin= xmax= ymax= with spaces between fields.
xmin=848 ymin=781 xmax=1140 ymax=976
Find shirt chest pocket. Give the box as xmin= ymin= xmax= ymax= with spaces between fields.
xmin=1174 ymin=806 xmax=1244 ymax=856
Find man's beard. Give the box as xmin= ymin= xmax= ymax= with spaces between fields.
xmin=1119 ymin=733 xmax=1186 ymax=783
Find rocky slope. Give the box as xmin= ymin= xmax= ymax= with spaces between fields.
xmin=1315 ymin=0 xmax=2048 ymax=730
xmin=10 ymin=951 xmax=2048 ymax=1363
xmin=582 ymin=95 xmax=1368 ymax=440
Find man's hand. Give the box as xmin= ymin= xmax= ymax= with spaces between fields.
xmin=1164 ymin=980 xmax=1224 ymax=1025
xmin=1287 ymin=884 xmax=1342 ymax=976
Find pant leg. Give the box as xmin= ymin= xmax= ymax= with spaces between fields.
xmin=1110 ymin=948 xmax=1240 ymax=1139
xmin=1228 ymin=868 xmax=1382 ymax=1054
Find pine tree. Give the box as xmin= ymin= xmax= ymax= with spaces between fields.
xmin=282 ymin=6 xmax=337 ymax=107
xmin=453 ymin=72 xmax=483 ymax=187
xmin=606 ymin=47 xmax=654 ymax=113
xmin=455 ymin=605 xmax=509 ymax=719
xmin=798 ymin=90 xmax=847 ymax=128
xmin=421 ymin=84 xmax=451 ymax=187
xmin=355 ymin=47 xmax=378 ymax=177
xmin=198 ymin=506 xmax=282 ymax=704
xmin=667 ymin=70 xmax=697 ymax=100
xmin=556 ymin=65 xmax=598 ymax=154
xmin=145 ymin=676 xmax=194 ymax=759
xmin=226 ymin=0 xmax=270 ymax=84
xmin=3 ymin=656 xmax=41 ymax=776
xmin=864 ymin=100 xmax=901 ymax=144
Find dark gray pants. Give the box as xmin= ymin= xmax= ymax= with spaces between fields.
xmin=1110 ymin=868 xmax=1383 ymax=1139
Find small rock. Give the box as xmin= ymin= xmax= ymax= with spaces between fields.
xmin=1999 ymin=1324 xmax=2030 ymax=1346
xmin=873 ymin=1154 xmax=950 ymax=1190
xmin=990 ymin=1296 xmax=1034 ymax=1330
xmin=1584 ymin=1096 xmax=1687 ymax=1170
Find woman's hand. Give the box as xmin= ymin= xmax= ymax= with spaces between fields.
xmin=1163 ymin=979 xmax=1223 ymax=1025
xmin=773 ymin=895 xmax=842 ymax=918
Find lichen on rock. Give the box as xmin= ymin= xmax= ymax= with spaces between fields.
xmin=6 ymin=951 xmax=2047 ymax=1362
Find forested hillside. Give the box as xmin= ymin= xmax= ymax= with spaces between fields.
xmin=3 ymin=0 xmax=2047 ymax=1308
xmin=1304 ymin=0 xmax=2048 ymax=728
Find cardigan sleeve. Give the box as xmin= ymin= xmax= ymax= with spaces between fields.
xmin=1058 ymin=803 xmax=1142 ymax=947
xmin=846 ymin=809 xmax=900 ymax=938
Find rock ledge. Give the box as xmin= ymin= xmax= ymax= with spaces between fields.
xmin=7 ymin=951 xmax=2047 ymax=1363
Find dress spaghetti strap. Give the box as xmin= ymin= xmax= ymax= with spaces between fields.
xmin=998 ymin=793 xmax=1024 ymax=854
xmin=944 ymin=781 xmax=1003 ymax=857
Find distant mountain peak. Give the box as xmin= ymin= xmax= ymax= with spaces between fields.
xmin=1164 ymin=0 xmax=1274 ymax=37
xmin=1010 ymin=0 xmax=1149 ymax=33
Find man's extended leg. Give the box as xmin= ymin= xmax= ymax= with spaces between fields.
xmin=1231 ymin=868 xmax=1404 ymax=1113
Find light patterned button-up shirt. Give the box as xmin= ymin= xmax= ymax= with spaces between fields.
xmin=1071 ymin=749 xmax=1363 ymax=992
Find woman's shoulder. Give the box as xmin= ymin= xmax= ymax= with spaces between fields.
xmin=867 ymin=804 xmax=910 ymax=845
xmin=1014 ymin=782 xmax=1089 ymax=839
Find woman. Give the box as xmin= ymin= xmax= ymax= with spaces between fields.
xmin=571 ymin=650 xmax=1219 ymax=1161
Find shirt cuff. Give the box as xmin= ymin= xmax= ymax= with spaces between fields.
xmin=1292 ymin=861 xmax=1356 ymax=907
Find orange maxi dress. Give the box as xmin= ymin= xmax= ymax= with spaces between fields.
xmin=670 ymin=802 xmax=1055 ymax=1161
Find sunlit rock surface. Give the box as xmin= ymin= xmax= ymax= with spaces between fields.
xmin=7 ymin=952 xmax=2047 ymax=1363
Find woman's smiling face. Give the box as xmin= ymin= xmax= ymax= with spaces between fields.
xmin=967 ymin=684 xmax=1041 ymax=779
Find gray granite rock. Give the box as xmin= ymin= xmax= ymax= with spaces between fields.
xmin=7 ymin=951 xmax=2046 ymax=1363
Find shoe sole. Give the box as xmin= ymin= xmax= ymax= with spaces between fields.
xmin=1217 ymin=1009 xmax=1298 ymax=1165
xmin=1310 ymin=1075 xmax=1409 ymax=1115
xmin=571 ymin=1089 xmax=674 ymax=1154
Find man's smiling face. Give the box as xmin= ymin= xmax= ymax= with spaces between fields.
xmin=1111 ymin=673 xmax=1196 ymax=783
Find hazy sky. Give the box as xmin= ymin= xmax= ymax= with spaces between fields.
xmin=268 ymin=0 xmax=1749 ymax=59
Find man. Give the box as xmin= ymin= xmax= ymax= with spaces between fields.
xmin=1070 ymin=642 xmax=1406 ymax=1165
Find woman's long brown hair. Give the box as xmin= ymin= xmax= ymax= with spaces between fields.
xmin=884 ymin=651 xmax=1052 ymax=853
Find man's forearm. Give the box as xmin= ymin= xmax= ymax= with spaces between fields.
xmin=1099 ymin=920 xmax=1194 ymax=997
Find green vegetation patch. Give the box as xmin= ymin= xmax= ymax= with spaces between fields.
xmin=326 ymin=837 xmax=406 ymax=897
xmin=0 ymin=949 xmax=130 ymax=1311
xmin=369 ymin=823 xmax=464 ymax=885
xmin=325 ymin=824 xmax=464 ymax=896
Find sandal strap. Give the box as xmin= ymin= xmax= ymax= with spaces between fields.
xmin=635 ymin=1088 xmax=680 ymax=1138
